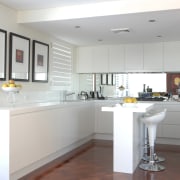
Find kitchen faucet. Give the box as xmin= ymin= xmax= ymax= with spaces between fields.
xmin=63 ymin=90 xmax=75 ymax=101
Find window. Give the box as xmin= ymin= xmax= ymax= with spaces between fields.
xmin=51 ymin=41 xmax=73 ymax=90
xmin=115 ymin=73 xmax=167 ymax=97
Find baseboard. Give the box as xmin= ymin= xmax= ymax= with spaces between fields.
xmin=156 ymin=137 xmax=180 ymax=145
xmin=93 ymin=133 xmax=113 ymax=140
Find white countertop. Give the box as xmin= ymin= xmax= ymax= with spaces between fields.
xmin=0 ymin=98 xmax=179 ymax=115
xmin=102 ymin=102 xmax=154 ymax=112
xmin=0 ymin=100 xmax=93 ymax=115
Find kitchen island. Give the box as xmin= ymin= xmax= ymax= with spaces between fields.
xmin=102 ymin=103 xmax=154 ymax=174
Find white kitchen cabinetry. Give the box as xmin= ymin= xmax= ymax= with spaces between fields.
xmin=163 ymin=41 xmax=180 ymax=71
xmin=109 ymin=45 xmax=125 ymax=72
xmin=10 ymin=102 xmax=94 ymax=179
xmin=156 ymin=102 xmax=180 ymax=145
xmin=76 ymin=47 xmax=93 ymax=73
xmin=76 ymin=46 xmax=109 ymax=73
xmin=143 ymin=43 xmax=163 ymax=72
xmin=125 ymin=44 xmax=143 ymax=72
xmin=91 ymin=46 xmax=109 ymax=73
xmin=161 ymin=104 xmax=180 ymax=139
xmin=94 ymin=101 xmax=115 ymax=139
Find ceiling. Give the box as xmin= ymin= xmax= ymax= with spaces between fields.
xmin=0 ymin=0 xmax=180 ymax=46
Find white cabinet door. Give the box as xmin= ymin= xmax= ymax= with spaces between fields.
xmin=10 ymin=103 xmax=94 ymax=174
xmin=76 ymin=47 xmax=93 ymax=73
xmin=125 ymin=44 xmax=143 ymax=71
xmin=109 ymin=45 xmax=125 ymax=72
xmin=161 ymin=104 xmax=180 ymax=139
xmin=164 ymin=41 xmax=180 ymax=71
xmin=95 ymin=102 xmax=113 ymax=134
xmin=143 ymin=43 xmax=163 ymax=72
xmin=76 ymin=46 xmax=109 ymax=73
xmin=92 ymin=46 xmax=109 ymax=73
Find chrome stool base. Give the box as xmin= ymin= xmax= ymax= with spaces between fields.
xmin=139 ymin=162 xmax=165 ymax=172
xmin=153 ymin=154 xmax=165 ymax=162
xmin=142 ymin=154 xmax=165 ymax=163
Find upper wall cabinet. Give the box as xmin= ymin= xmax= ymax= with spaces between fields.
xmin=76 ymin=47 xmax=93 ymax=73
xmin=164 ymin=41 xmax=180 ymax=72
xmin=125 ymin=44 xmax=143 ymax=72
xmin=76 ymin=41 xmax=180 ymax=73
xmin=91 ymin=46 xmax=109 ymax=73
xmin=143 ymin=43 xmax=163 ymax=72
xmin=76 ymin=46 xmax=109 ymax=73
xmin=109 ymin=45 xmax=125 ymax=72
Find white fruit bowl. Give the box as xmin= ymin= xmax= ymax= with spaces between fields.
xmin=2 ymin=87 xmax=21 ymax=92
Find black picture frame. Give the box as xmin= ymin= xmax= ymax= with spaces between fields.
xmin=107 ymin=73 xmax=113 ymax=85
xmin=32 ymin=40 xmax=49 ymax=82
xmin=9 ymin=32 xmax=30 ymax=81
xmin=112 ymin=74 xmax=116 ymax=85
xmin=0 ymin=29 xmax=7 ymax=80
xmin=101 ymin=74 xmax=107 ymax=85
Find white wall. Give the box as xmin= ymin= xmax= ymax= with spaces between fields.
xmin=0 ymin=4 xmax=50 ymax=90
xmin=0 ymin=4 xmax=79 ymax=103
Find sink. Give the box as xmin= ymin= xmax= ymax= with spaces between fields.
xmin=63 ymin=99 xmax=81 ymax=102
xmin=63 ymin=99 xmax=87 ymax=103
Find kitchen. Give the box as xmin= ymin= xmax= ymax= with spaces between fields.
xmin=0 ymin=0 xmax=180 ymax=180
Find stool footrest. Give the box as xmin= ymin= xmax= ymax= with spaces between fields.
xmin=142 ymin=154 xmax=165 ymax=163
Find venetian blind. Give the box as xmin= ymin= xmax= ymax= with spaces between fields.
xmin=51 ymin=42 xmax=73 ymax=88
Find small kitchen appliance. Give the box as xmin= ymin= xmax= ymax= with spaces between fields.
xmin=78 ymin=91 xmax=88 ymax=100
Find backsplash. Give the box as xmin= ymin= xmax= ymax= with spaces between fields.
xmin=0 ymin=90 xmax=77 ymax=106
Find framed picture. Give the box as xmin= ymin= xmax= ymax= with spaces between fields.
xmin=32 ymin=40 xmax=49 ymax=82
xmin=101 ymin=74 xmax=107 ymax=85
xmin=167 ymin=73 xmax=180 ymax=95
xmin=112 ymin=74 xmax=116 ymax=85
xmin=9 ymin=32 xmax=30 ymax=81
xmin=0 ymin=29 xmax=7 ymax=80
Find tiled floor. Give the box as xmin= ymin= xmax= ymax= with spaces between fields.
xmin=21 ymin=141 xmax=180 ymax=180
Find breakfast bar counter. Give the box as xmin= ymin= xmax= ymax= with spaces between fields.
xmin=102 ymin=103 xmax=154 ymax=174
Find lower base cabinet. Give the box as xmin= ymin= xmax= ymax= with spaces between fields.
xmin=94 ymin=101 xmax=180 ymax=145
xmin=94 ymin=102 xmax=115 ymax=135
xmin=155 ymin=103 xmax=180 ymax=145
xmin=10 ymin=102 xmax=94 ymax=179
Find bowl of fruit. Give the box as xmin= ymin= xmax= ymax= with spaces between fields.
xmin=1 ymin=80 xmax=22 ymax=92
xmin=122 ymin=97 xmax=137 ymax=107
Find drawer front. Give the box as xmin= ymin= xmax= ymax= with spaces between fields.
xmin=162 ymin=124 xmax=180 ymax=138
xmin=157 ymin=125 xmax=163 ymax=137
xmin=163 ymin=104 xmax=180 ymax=111
xmin=163 ymin=112 xmax=180 ymax=125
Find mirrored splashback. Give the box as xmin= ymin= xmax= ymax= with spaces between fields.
xmin=79 ymin=73 xmax=167 ymax=98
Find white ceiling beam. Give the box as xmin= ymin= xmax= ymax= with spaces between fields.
xmin=17 ymin=0 xmax=180 ymax=23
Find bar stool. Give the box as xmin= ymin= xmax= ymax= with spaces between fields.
xmin=142 ymin=125 xmax=165 ymax=163
xmin=139 ymin=108 xmax=167 ymax=171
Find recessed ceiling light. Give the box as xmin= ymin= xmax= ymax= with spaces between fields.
xmin=98 ymin=39 xmax=103 ymax=42
xmin=75 ymin=25 xmax=80 ymax=29
xmin=156 ymin=35 xmax=162 ymax=38
xmin=111 ymin=28 xmax=130 ymax=34
xmin=148 ymin=19 xmax=156 ymax=22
